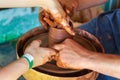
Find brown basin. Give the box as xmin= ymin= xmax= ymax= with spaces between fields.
xmin=16 ymin=27 xmax=104 ymax=77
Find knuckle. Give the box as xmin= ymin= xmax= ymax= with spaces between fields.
xmin=61 ymin=44 xmax=66 ymax=48
xmin=64 ymin=38 xmax=71 ymax=43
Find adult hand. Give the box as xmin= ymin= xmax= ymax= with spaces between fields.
xmin=53 ymin=39 xmax=92 ymax=69
xmin=39 ymin=0 xmax=107 ymax=32
xmin=24 ymin=40 xmax=56 ymax=68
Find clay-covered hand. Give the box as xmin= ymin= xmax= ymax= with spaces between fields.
xmin=39 ymin=9 xmax=74 ymax=36
xmin=24 ymin=40 xmax=56 ymax=68
xmin=39 ymin=9 xmax=73 ymax=32
xmin=39 ymin=10 xmax=58 ymax=30
xmin=53 ymin=39 xmax=92 ymax=69
xmin=58 ymin=0 xmax=107 ymax=17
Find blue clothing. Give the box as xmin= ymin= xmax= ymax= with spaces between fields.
xmin=79 ymin=9 xmax=120 ymax=80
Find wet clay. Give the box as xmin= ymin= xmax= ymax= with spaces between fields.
xmin=48 ymin=27 xmax=73 ymax=47
xmin=17 ymin=27 xmax=104 ymax=77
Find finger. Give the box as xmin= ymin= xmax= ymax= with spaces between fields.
xmin=39 ymin=19 xmax=48 ymax=30
xmin=53 ymin=44 xmax=66 ymax=51
xmin=56 ymin=58 xmax=68 ymax=69
xmin=39 ymin=10 xmax=48 ymax=30
xmin=63 ymin=38 xmax=73 ymax=43
xmin=43 ymin=10 xmax=57 ymax=28
xmin=30 ymin=40 xmax=41 ymax=48
xmin=62 ymin=25 xmax=75 ymax=35
xmin=43 ymin=17 xmax=56 ymax=28
xmin=42 ymin=48 xmax=57 ymax=62
xmin=49 ymin=48 xmax=57 ymax=56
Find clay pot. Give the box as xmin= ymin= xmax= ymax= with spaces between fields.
xmin=48 ymin=27 xmax=73 ymax=47
xmin=16 ymin=27 xmax=104 ymax=77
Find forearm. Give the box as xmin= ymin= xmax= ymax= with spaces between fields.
xmin=84 ymin=52 xmax=120 ymax=79
xmin=0 ymin=0 xmax=45 ymax=8
xmin=0 ymin=58 xmax=29 ymax=80
xmin=77 ymin=0 xmax=107 ymax=10
xmin=0 ymin=0 xmax=35 ymax=8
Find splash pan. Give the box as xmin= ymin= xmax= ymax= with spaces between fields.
xmin=17 ymin=27 xmax=104 ymax=77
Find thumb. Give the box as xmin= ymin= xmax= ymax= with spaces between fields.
xmin=30 ymin=40 xmax=42 ymax=48
xmin=48 ymin=48 xmax=57 ymax=56
xmin=42 ymin=48 xmax=57 ymax=62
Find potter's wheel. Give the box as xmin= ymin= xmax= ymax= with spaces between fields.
xmin=17 ymin=27 xmax=104 ymax=77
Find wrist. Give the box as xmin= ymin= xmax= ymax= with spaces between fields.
xmin=20 ymin=58 xmax=29 ymax=70
xmin=22 ymin=54 xmax=34 ymax=69
xmin=80 ymin=52 xmax=99 ymax=70
xmin=77 ymin=51 xmax=95 ymax=69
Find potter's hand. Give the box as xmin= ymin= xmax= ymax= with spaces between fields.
xmin=39 ymin=10 xmax=74 ymax=34
xmin=53 ymin=39 xmax=120 ymax=79
xmin=58 ymin=0 xmax=107 ymax=17
xmin=53 ymin=39 xmax=92 ymax=69
xmin=24 ymin=40 xmax=56 ymax=68
xmin=39 ymin=10 xmax=59 ymax=30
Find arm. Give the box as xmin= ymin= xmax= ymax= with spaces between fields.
xmin=0 ymin=40 xmax=56 ymax=80
xmin=76 ymin=0 xmax=108 ymax=10
xmin=0 ymin=0 xmax=107 ymax=8
xmin=53 ymin=39 xmax=120 ymax=79
xmin=85 ymin=52 xmax=120 ymax=79
xmin=0 ymin=0 xmax=42 ymax=8
xmin=58 ymin=0 xmax=107 ymax=16
xmin=0 ymin=58 xmax=29 ymax=80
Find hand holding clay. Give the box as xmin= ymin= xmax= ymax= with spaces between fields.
xmin=53 ymin=39 xmax=92 ymax=69
xmin=24 ymin=40 xmax=56 ymax=68
xmin=39 ymin=10 xmax=74 ymax=35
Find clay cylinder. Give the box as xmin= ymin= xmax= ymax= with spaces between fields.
xmin=48 ymin=28 xmax=72 ymax=47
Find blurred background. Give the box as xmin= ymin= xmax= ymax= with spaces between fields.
xmin=0 ymin=0 xmax=120 ymax=80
